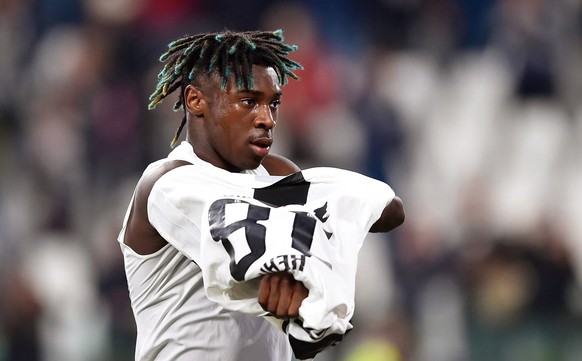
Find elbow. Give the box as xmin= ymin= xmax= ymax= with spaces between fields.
xmin=387 ymin=196 xmax=405 ymax=230
xmin=393 ymin=196 xmax=405 ymax=227
xmin=370 ymin=196 xmax=405 ymax=233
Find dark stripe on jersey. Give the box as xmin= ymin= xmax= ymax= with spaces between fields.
xmin=253 ymin=172 xmax=310 ymax=207
xmin=289 ymin=332 xmax=346 ymax=360
xmin=282 ymin=318 xmax=350 ymax=360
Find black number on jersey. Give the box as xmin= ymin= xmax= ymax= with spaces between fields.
xmin=208 ymin=198 xmax=317 ymax=281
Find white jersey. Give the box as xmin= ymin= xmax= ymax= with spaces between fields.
xmin=119 ymin=142 xmax=291 ymax=361
xmin=119 ymin=141 xmax=395 ymax=360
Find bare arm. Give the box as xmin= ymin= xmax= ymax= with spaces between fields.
xmin=123 ymin=160 xmax=192 ymax=255
xmin=369 ymin=196 xmax=405 ymax=233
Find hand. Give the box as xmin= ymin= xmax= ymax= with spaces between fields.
xmin=258 ymin=272 xmax=308 ymax=319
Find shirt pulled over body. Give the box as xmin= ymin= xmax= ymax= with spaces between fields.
xmin=119 ymin=141 xmax=395 ymax=360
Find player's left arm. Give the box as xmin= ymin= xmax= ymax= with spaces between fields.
xmin=369 ymin=196 xmax=405 ymax=233
xmin=263 ymin=154 xmax=404 ymax=232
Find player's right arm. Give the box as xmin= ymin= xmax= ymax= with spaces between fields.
xmin=258 ymin=272 xmax=308 ymax=319
xmin=123 ymin=160 xmax=191 ymax=255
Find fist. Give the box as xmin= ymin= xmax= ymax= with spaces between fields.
xmin=258 ymin=272 xmax=309 ymax=319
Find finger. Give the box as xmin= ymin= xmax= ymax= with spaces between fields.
xmin=275 ymin=276 xmax=293 ymax=318
xmin=288 ymin=281 xmax=309 ymax=318
xmin=258 ymin=275 xmax=271 ymax=310
xmin=267 ymin=273 xmax=282 ymax=312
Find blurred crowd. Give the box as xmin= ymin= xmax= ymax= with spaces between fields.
xmin=1 ymin=0 xmax=582 ymax=360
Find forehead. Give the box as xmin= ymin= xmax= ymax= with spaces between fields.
xmin=200 ymin=65 xmax=282 ymax=100
xmin=249 ymin=65 xmax=280 ymax=91
xmin=219 ymin=65 xmax=281 ymax=94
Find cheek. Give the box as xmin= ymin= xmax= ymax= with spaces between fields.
xmin=208 ymin=103 xmax=233 ymax=135
xmin=212 ymin=111 xmax=246 ymax=151
xmin=222 ymin=106 xmax=249 ymax=137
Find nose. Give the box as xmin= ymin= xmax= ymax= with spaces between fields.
xmin=254 ymin=104 xmax=276 ymax=130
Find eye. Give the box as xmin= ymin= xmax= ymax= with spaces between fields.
xmin=241 ymin=98 xmax=256 ymax=107
xmin=270 ymin=99 xmax=281 ymax=109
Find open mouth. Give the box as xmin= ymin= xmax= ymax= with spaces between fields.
xmin=251 ymin=138 xmax=272 ymax=148
xmin=250 ymin=138 xmax=272 ymax=157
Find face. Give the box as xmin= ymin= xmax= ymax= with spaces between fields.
xmin=186 ymin=65 xmax=282 ymax=172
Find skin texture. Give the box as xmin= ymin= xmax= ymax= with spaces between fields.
xmin=185 ymin=66 xmax=283 ymax=172
xmin=370 ymin=196 xmax=405 ymax=232
xmin=125 ymin=66 xmax=308 ymax=319
xmin=124 ymin=65 xmax=404 ymax=319
xmin=258 ymin=273 xmax=308 ymax=318
xmin=183 ymin=65 xmax=308 ymax=318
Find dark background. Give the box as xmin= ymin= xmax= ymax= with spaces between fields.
xmin=1 ymin=0 xmax=582 ymax=360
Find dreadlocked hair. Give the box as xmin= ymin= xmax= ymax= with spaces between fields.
xmin=148 ymin=29 xmax=303 ymax=147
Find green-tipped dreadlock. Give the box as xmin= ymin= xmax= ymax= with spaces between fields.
xmin=148 ymin=29 xmax=303 ymax=147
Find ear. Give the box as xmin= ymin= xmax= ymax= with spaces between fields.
xmin=184 ymin=84 xmax=206 ymax=118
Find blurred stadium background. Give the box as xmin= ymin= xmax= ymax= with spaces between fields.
xmin=1 ymin=0 xmax=582 ymax=360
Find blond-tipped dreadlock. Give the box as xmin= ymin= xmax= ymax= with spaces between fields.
xmin=148 ymin=29 xmax=303 ymax=147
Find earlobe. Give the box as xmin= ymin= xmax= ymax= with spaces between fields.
xmin=184 ymin=85 xmax=205 ymax=117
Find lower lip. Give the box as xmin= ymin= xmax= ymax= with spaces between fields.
xmin=251 ymin=144 xmax=270 ymax=157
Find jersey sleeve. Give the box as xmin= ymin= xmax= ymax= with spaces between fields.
xmin=147 ymin=166 xmax=207 ymax=263
xmin=146 ymin=165 xmax=262 ymax=264
xmin=146 ymin=165 xmax=398 ymax=360
xmin=201 ymin=167 xmax=398 ymax=360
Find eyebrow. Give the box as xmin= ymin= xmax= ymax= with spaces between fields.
xmin=237 ymin=89 xmax=283 ymax=97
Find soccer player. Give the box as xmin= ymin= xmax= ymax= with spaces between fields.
xmin=118 ymin=29 xmax=404 ymax=361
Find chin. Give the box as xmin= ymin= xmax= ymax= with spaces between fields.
xmin=247 ymin=156 xmax=266 ymax=170
xmin=246 ymin=160 xmax=263 ymax=171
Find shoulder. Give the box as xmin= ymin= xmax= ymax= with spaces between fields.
xmin=124 ymin=159 xmax=193 ymax=255
xmin=261 ymin=154 xmax=300 ymax=176
xmin=131 ymin=160 xmax=193 ymax=224
xmin=136 ymin=160 xmax=193 ymax=206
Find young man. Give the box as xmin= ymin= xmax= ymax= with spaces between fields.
xmin=118 ymin=30 xmax=404 ymax=361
